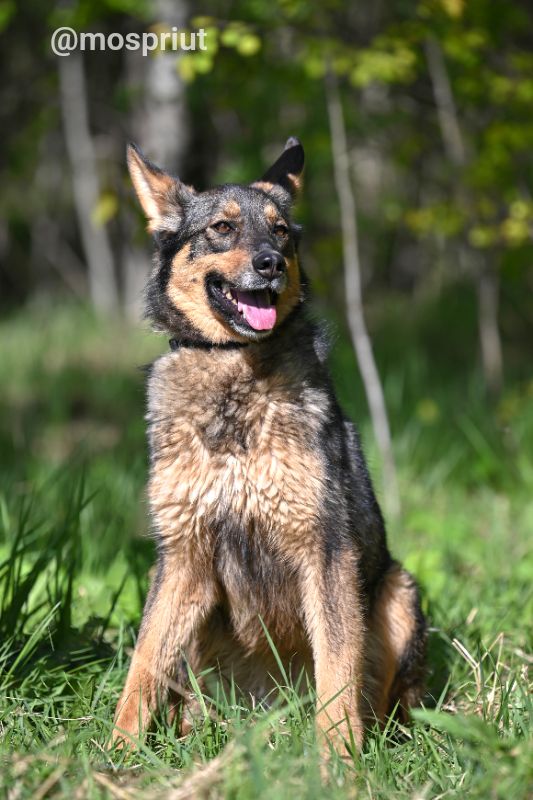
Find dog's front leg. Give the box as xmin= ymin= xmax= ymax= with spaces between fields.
xmin=111 ymin=550 xmax=218 ymax=748
xmin=301 ymin=550 xmax=366 ymax=757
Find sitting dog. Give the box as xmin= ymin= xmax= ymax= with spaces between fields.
xmin=112 ymin=137 xmax=427 ymax=755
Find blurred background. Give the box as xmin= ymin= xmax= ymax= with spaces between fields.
xmin=0 ymin=0 xmax=532 ymax=643
xmin=0 ymin=4 xmax=532 ymax=793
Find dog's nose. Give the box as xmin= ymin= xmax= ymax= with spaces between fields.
xmin=252 ymin=250 xmax=285 ymax=280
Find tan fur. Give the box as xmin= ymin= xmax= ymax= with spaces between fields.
xmin=276 ymin=256 xmax=302 ymax=324
xmin=114 ymin=149 xmax=424 ymax=756
xmin=221 ymin=200 xmax=242 ymax=220
xmin=264 ymin=203 xmax=279 ymax=225
xmin=127 ymin=147 xmax=174 ymax=224
xmin=113 ymin=552 xmax=219 ymax=744
xmin=301 ymin=551 xmax=365 ymax=751
xmin=250 ymin=180 xmax=274 ymax=193
xmin=287 ymin=172 xmax=302 ymax=193
xmin=362 ymin=564 xmax=421 ymax=723
xmin=113 ymin=340 xmax=424 ymax=755
xmin=166 ymin=248 xmax=302 ymax=344
xmin=148 ymin=348 xmax=325 ymax=556
xmin=127 ymin=145 xmax=193 ymax=234
xmin=113 ymin=346 xmax=366 ymax=748
xmin=167 ymin=247 xmax=250 ymax=343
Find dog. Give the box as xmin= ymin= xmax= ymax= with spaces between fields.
xmin=112 ymin=137 xmax=427 ymax=756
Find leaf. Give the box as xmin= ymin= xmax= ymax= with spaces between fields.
xmin=221 ymin=23 xmax=245 ymax=48
xmin=236 ymin=33 xmax=261 ymax=57
xmin=469 ymin=226 xmax=497 ymax=249
xmin=0 ymin=0 xmax=15 ymax=32
xmin=440 ymin=0 xmax=464 ymax=18
xmin=191 ymin=50 xmax=215 ymax=75
xmin=191 ymin=16 xmax=216 ymax=28
xmin=178 ymin=54 xmax=197 ymax=83
xmin=91 ymin=192 xmax=118 ymax=227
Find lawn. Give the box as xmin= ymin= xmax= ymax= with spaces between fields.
xmin=0 ymin=298 xmax=531 ymax=799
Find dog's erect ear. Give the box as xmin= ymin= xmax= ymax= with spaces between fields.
xmin=252 ymin=137 xmax=305 ymax=201
xmin=127 ymin=143 xmax=195 ymax=233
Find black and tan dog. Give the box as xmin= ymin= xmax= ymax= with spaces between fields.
xmin=112 ymin=137 xmax=427 ymax=755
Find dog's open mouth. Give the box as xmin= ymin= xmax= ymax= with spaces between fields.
xmin=208 ymin=279 xmax=277 ymax=332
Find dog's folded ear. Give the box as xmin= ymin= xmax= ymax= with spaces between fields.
xmin=251 ymin=137 xmax=304 ymax=202
xmin=127 ymin=143 xmax=195 ymax=233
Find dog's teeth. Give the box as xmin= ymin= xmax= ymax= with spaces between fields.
xmin=219 ymin=281 xmax=236 ymax=303
xmin=221 ymin=282 xmax=231 ymax=298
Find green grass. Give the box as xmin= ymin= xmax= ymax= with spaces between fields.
xmin=0 ymin=299 xmax=532 ymax=798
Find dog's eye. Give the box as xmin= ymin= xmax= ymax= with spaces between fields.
xmin=211 ymin=221 xmax=233 ymax=234
xmin=273 ymin=223 xmax=289 ymax=238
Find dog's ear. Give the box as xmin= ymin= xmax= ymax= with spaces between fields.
xmin=127 ymin=143 xmax=195 ymax=233
xmin=252 ymin=137 xmax=305 ymax=202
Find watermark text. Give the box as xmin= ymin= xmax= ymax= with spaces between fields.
xmin=51 ymin=27 xmax=208 ymax=57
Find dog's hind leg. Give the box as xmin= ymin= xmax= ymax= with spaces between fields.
xmin=363 ymin=562 xmax=427 ymax=726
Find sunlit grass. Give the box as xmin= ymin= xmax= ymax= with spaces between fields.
xmin=0 ymin=302 xmax=531 ymax=798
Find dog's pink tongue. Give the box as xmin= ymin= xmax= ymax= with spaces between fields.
xmin=236 ymin=290 xmax=277 ymax=331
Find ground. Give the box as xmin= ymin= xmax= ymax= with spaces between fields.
xmin=0 ymin=296 xmax=531 ymax=799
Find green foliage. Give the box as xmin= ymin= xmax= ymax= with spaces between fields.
xmin=49 ymin=0 xmax=151 ymax=29
xmin=0 ymin=0 xmax=15 ymax=32
xmin=161 ymin=0 xmax=533 ymax=294
xmin=4 ymin=0 xmax=533 ymax=316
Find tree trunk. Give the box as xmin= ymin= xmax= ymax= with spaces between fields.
xmin=477 ymin=266 xmax=503 ymax=397
xmin=325 ymin=71 xmax=400 ymax=517
xmin=425 ymin=35 xmax=504 ymax=396
xmin=58 ymin=52 xmax=119 ymax=313
xmin=122 ymin=0 xmax=189 ymax=320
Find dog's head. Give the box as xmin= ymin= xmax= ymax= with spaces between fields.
xmin=127 ymin=138 xmax=305 ymax=344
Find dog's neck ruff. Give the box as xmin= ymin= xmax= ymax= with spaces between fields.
xmin=169 ymin=338 xmax=249 ymax=352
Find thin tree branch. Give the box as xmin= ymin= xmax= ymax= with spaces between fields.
xmin=425 ymin=35 xmax=503 ymax=396
xmin=325 ymin=70 xmax=400 ymax=517
xmin=33 ymin=215 xmax=87 ymax=299
xmin=424 ymin=36 xmax=466 ymax=166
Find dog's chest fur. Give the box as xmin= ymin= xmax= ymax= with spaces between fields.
xmin=147 ymin=346 xmax=328 ymax=623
